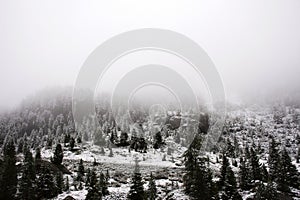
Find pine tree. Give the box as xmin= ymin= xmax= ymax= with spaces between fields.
xmin=17 ymin=138 xmax=24 ymax=154
xmin=222 ymin=165 xmax=242 ymax=200
xmin=78 ymin=181 xmax=83 ymax=190
xmin=19 ymin=149 xmax=36 ymax=200
xmin=153 ymin=131 xmax=163 ymax=149
xmin=52 ymin=143 xmax=63 ymax=165
xmin=106 ymin=169 xmax=110 ymax=182
xmin=250 ymin=148 xmax=261 ymax=181
xmin=0 ymin=137 xmax=17 ymax=200
xmin=183 ymin=143 xmax=198 ymax=194
xmin=148 ymin=172 xmax=157 ymax=200
xmin=268 ymin=137 xmax=280 ymax=181
xmin=219 ymin=152 xmax=230 ymax=189
xmin=296 ymin=146 xmax=300 ymax=163
xmin=35 ymin=147 xmax=41 ymax=160
xmin=85 ymin=169 xmax=102 ymax=200
xmin=183 ymin=135 xmax=215 ymax=200
xmin=56 ymin=172 xmax=64 ymax=194
xmin=128 ymin=158 xmax=145 ymax=200
xmin=90 ymin=169 xmax=98 ymax=188
xmin=99 ymin=172 xmax=109 ymax=196
xmin=85 ymin=187 xmax=102 ymax=200
xmin=278 ymin=148 xmax=299 ymax=191
xmin=69 ymin=137 xmax=75 ymax=150
xmin=77 ymin=159 xmax=85 ymax=181
xmin=86 ymin=168 xmax=91 ymax=187
xmin=64 ymin=176 xmax=70 ymax=192
xmin=36 ymin=167 xmax=58 ymax=199
xmin=254 ymin=182 xmax=279 ymax=200
xmin=108 ymin=148 xmax=113 ymax=157
xmin=239 ymin=157 xmax=251 ymax=190
xmin=226 ymin=139 xmax=236 ymax=158
xmin=191 ymin=158 xmax=214 ymax=199
xmin=100 ymin=147 xmax=105 ymax=155
xmin=261 ymin=164 xmax=269 ymax=183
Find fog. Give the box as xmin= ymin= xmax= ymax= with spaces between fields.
xmin=1 ymin=0 xmax=300 ymax=110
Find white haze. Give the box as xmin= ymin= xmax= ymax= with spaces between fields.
xmin=0 ymin=0 xmax=300 ymax=110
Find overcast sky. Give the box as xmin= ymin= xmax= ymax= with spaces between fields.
xmin=1 ymin=0 xmax=300 ymax=110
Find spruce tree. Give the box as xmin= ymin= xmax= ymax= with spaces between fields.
xmin=226 ymin=139 xmax=236 ymax=158
xmin=219 ymin=152 xmax=230 ymax=189
xmin=0 ymin=137 xmax=17 ymax=200
xmin=17 ymin=138 xmax=24 ymax=154
xmin=254 ymin=182 xmax=279 ymax=200
xmin=52 ymin=143 xmax=63 ymax=165
xmin=183 ymin=135 xmax=215 ymax=199
xmin=19 ymin=149 xmax=36 ymax=200
xmin=250 ymin=148 xmax=261 ymax=181
xmin=56 ymin=172 xmax=64 ymax=194
xmin=108 ymin=148 xmax=113 ymax=157
xmin=128 ymin=158 xmax=145 ymax=200
xmin=268 ymin=137 xmax=280 ymax=181
xmin=296 ymin=146 xmax=300 ymax=163
xmin=278 ymin=148 xmax=299 ymax=191
xmin=64 ymin=176 xmax=70 ymax=192
xmin=222 ymin=165 xmax=242 ymax=200
xmin=85 ymin=169 xmax=102 ymax=200
xmin=99 ymin=172 xmax=109 ymax=196
xmin=69 ymin=137 xmax=75 ymax=150
xmin=86 ymin=168 xmax=91 ymax=187
xmin=77 ymin=159 xmax=85 ymax=181
xmin=36 ymin=167 xmax=58 ymax=199
xmin=239 ymin=157 xmax=251 ymax=190
xmin=148 ymin=172 xmax=157 ymax=200
xmin=183 ymin=142 xmax=198 ymax=194
xmin=191 ymin=158 xmax=214 ymax=199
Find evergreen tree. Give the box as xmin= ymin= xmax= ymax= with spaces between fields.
xmin=250 ymin=148 xmax=261 ymax=181
xmin=19 ymin=149 xmax=36 ymax=200
xmin=100 ymin=147 xmax=105 ymax=155
xmin=153 ymin=131 xmax=163 ymax=149
xmin=219 ymin=152 xmax=230 ymax=189
xmin=221 ymin=165 xmax=242 ymax=200
xmin=90 ymin=169 xmax=98 ymax=188
xmin=183 ymin=135 xmax=215 ymax=199
xmin=17 ymin=138 xmax=24 ymax=154
xmin=52 ymin=143 xmax=63 ymax=165
xmin=261 ymin=164 xmax=269 ymax=183
xmin=268 ymin=137 xmax=280 ymax=181
xmin=296 ymin=146 xmax=300 ymax=163
xmin=77 ymin=159 xmax=85 ymax=181
xmin=35 ymin=147 xmax=41 ymax=171
xmin=148 ymin=172 xmax=157 ymax=200
xmin=254 ymin=182 xmax=279 ymax=200
xmin=99 ymin=172 xmax=109 ymax=196
xmin=108 ymin=148 xmax=113 ymax=157
xmin=35 ymin=147 xmax=41 ymax=160
xmin=105 ymin=169 xmax=110 ymax=182
xmin=36 ymin=167 xmax=58 ymax=199
xmin=183 ymin=143 xmax=198 ymax=194
xmin=278 ymin=148 xmax=299 ymax=191
xmin=239 ymin=157 xmax=251 ymax=190
xmin=56 ymin=172 xmax=64 ymax=194
xmin=0 ymin=137 xmax=17 ymax=200
xmin=85 ymin=169 xmax=102 ymax=200
xmin=86 ymin=168 xmax=91 ymax=187
xmin=120 ymin=131 xmax=129 ymax=146
xmin=128 ymin=158 xmax=145 ymax=200
xmin=64 ymin=176 xmax=70 ymax=192
xmin=69 ymin=137 xmax=75 ymax=150
xmin=226 ymin=139 xmax=236 ymax=158
xmin=191 ymin=158 xmax=214 ymax=199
